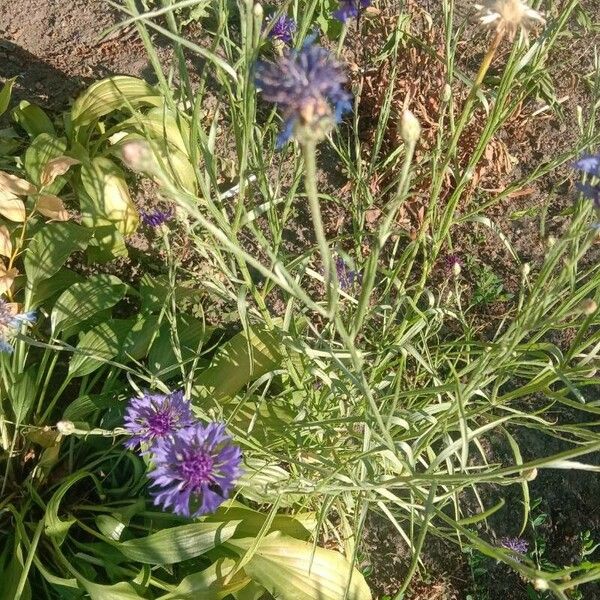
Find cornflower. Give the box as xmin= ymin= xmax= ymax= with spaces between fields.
xmin=148 ymin=422 xmax=242 ymax=517
xmin=267 ymin=14 xmax=296 ymax=44
xmin=0 ymin=298 xmax=35 ymax=353
xmin=123 ymin=390 xmax=194 ymax=451
xmin=255 ymin=40 xmax=352 ymax=146
xmin=334 ymin=0 xmax=371 ymax=22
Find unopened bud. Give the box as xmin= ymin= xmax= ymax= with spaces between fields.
xmin=579 ymin=298 xmax=597 ymax=315
xmin=521 ymin=263 xmax=530 ymax=277
xmin=546 ymin=235 xmax=557 ymax=248
xmin=534 ymin=579 xmax=549 ymax=591
xmin=452 ymin=261 xmax=461 ymax=277
xmin=400 ymin=110 xmax=421 ymax=145
xmin=253 ymin=2 xmax=263 ymax=18
xmin=442 ymin=83 xmax=452 ymax=103
xmin=522 ymin=467 xmax=538 ymax=481
xmin=56 ymin=420 xmax=75 ymax=436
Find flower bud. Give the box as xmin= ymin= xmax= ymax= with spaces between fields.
xmin=400 ymin=110 xmax=421 ymax=145
xmin=534 ymin=579 xmax=549 ymax=591
xmin=521 ymin=263 xmax=530 ymax=277
xmin=121 ymin=139 xmax=156 ymax=174
xmin=56 ymin=420 xmax=75 ymax=436
xmin=443 ymin=84 xmax=452 ymax=103
xmin=579 ymin=298 xmax=598 ymax=315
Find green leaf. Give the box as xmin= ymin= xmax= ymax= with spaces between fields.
xmin=68 ymin=320 xmax=131 ymax=378
xmin=194 ymin=325 xmax=282 ymax=401
xmin=161 ymin=558 xmax=251 ymax=600
xmin=120 ymin=314 xmax=160 ymax=361
xmin=236 ymin=458 xmax=292 ymax=506
xmin=24 ymin=133 xmax=70 ymax=193
xmin=227 ymin=533 xmax=372 ymax=600
xmin=12 ymin=101 xmax=56 ymax=137
xmin=32 ymin=268 xmax=84 ymax=306
xmin=118 ymin=521 xmax=240 ymax=565
xmin=71 ymin=76 xmax=163 ymax=126
xmin=0 ymin=77 xmax=16 ymax=117
xmin=25 ymin=222 xmax=91 ymax=287
xmin=80 ymin=580 xmax=144 ymax=600
xmin=45 ymin=471 xmax=99 ymax=546
xmin=62 ymin=391 xmax=121 ymax=421
xmin=51 ymin=274 xmax=127 ymax=337
xmin=80 ymin=157 xmax=139 ymax=234
xmin=8 ymin=367 xmax=37 ymax=424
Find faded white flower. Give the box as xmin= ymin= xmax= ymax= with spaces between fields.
xmin=475 ymin=0 xmax=545 ymax=39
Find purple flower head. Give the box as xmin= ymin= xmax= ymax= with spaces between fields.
xmin=255 ymin=40 xmax=352 ymax=147
xmin=443 ymin=254 xmax=463 ymax=276
xmin=140 ymin=205 xmax=174 ymax=228
xmin=335 ymin=257 xmax=361 ymax=291
xmin=267 ymin=14 xmax=296 ymax=44
xmin=499 ymin=537 xmax=529 ymax=555
xmin=148 ymin=422 xmax=242 ymax=517
xmin=334 ymin=0 xmax=371 ymax=22
xmin=573 ymin=154 xmax=600 ymax=209
xmin=123 ymin=390 xmax=194 ymax=451
xmin=0 ymin=299 xmax=36 ymax=353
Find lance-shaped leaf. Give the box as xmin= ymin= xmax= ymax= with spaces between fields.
xmin=0 ymin=192 xmax=26 ymax=222
xmin=80 ymin=157 xmax=138 ymax=234
xmin=0 ymin=171 xmax=36 ymax=196
xmin=0 ymin=225 xmax=12 ymax=257
xmin=40 ymin=156 xmax=80 ymax=187
xmin=36 ymin=194 xmax=69 ymax=221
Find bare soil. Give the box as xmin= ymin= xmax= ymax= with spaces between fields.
xmin=2 ymin=1 xmax=600 ymax=599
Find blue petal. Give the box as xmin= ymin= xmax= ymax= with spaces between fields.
xmin=276 ymin=118 xmax=296 ymax=149
xmin=573 ymin=155 xmax=600 ymax=178
xmin=0 ymin=338 xmax=14 ymax=353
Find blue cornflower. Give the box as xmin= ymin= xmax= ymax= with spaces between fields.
xmin=148 ymin=422 xmax=242 ymax=517
xmin=573 ymin=154 xmax=600 ymax=208
xmin=255 ymin=40 xmax=352 ymax=146
xmin=499 ymin=537 xmax=529 ymax=555
xmin=335 ymin=257 xmax=361 ymax=291
xmin=267 ymin=14 xmax=296 ymax=44
xmin=140 ymin=205 xmax=174 ymax=228
xmin=0 ymin=299 xmax=35 ymax=353
xmin=123 ymin=390 xmax=194 ymax=451
xmin=334 ymin=0 xmax=371 ymax=22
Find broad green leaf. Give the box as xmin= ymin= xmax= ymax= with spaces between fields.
xmin=80 ymin=580 xmax=144 ymax=600
xmin=71 ymin=76 xmax=163 ymax=126
xmin=62 ymin=390 xmax=122 ymax=421
xmin=24 ymin=133 xmax=68 ymax=192
xmin=51 ymin=274 xmax=127 ymax=337
xmin=80 ymin=157 xmax=138 ymax=234
xmin=120 ymin=314 xmax=160 ymax=361
xmin=8 ymin=367 xmax=37 ymax=424
xmin=0 ymin=539 xmax=31 ymax=600
xmin=12 ymin=101 xmax=55 ymax=137
xmin=227 ymin=533 xmax=372 ymax=600
xmin=86 ymin=224 xmax=128 ymax=263
xmin=118 ymin=521 xmax=240 ymax=564
xmin=68 ymin=320 xmax=132 ymax=378
xmin=194 ymin=325 xmax=282 ymax=401
xmin=160 ymin=558 xmax=250 ymax=600
xmin=148 ymin=313 xmax=213 ymax=379
xmin=237 ymin=458 xmax=292 ymax=506
xmin=0 ymin=77 xmax=16 ymax=117
xmin=24 ymin=222 xmax=91 ymax=286
xmin=32 ymin=268 xmax=84 ymax=306
xmin=45 ymin=471 xmax=98 ymax=546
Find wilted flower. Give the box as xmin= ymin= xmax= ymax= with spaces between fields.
xmin=334 ymin=0 xmax=371 ymax=22
xmin=499 ymin=536 xmax=529 ymax=555
xmin=335 ymin=257 xmax=361 ymax=291
xmin=148 ymin=422 xmax=242 ymax=517
xmin=255 ymin=40 xmax=352 ymax=146
xmin=123 ymin=390 xmax=194 ymax=451
xmin=443 ymin=254 xmax=463 ymax=277
xmin=573 ymin=154 xmax=600 ymax=208
xmin=140 ymin=205 xmax=174 ymax=228
xmin=475 ymin=0 xmax=545 ymax=39
xmin=267 ymin=14 xmax=296 ymax=44
xmin=0 ymin=298 xmax=35 ymax=353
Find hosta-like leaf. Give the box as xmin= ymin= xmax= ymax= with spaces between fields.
xmin=40 ymin=155 xmax=80 ymax=187
xmin=194 ymin=325 xmax=282 ymax=401
xmin=52 ymin=274 xmax=127 ymax=336
xmin=117 ymin=521 xmax=240 ymax=564
xmin=0 ymin=77 xmax=16 ymax=117
xmin=12 ymin=101 xmax=56 ymax=137
xmin=80 ymin=157 xmax=139 ymax=234
xmin=227 ymin=533 xmax=372 ymax=600
xmin=25 ymin=223 xmax=91 ymax=287
xmin=71 ymin=76 xmax=163 ymax=126
xmin=24 ymin=134 xmax=68 ymax=193
xmin=36 ymin=194 xmax=69 ymax=221
xmin=80 ymin=580 xmax=144 ymax=600
xmin=0 ymin=171 xmax=36 ymax=196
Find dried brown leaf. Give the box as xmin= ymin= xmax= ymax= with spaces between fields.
xmin=36 ymin=194 xmax=69 ymax=221
xmin=0 ymin=262 xmax=18 ymax=295
xmin=0 ymin=194 xmax=26 ymax=222
xmin=0 ymin=170 xmax=36 ymax=196
xmin=40 ymin=156 xmax=81 ymax=187
xmin=0 ymin=225 xmax=12 ymax=258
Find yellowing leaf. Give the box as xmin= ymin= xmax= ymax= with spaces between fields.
xmin=227 ymin=533 xmax=372 ymax=600
xmin=0 ymin=171 xmax=36 ymax=196
xmin=0 ymin=193 xmax=26 ymax=222
xmin=36 ymin=194 xmax=69 ymax=221
xmin=80 ymin=157 xmax=139 ymax=235
xmin=40 ymin=156 xmax=80 ymax=187
xmin=0 ymin=262 xmax=18 ymax=295
xmin=0 ymin=225 xmax=12 ymax=257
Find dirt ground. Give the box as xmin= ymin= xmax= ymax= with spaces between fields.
xmin=2 ymin=1 xmax=600 ymax=599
